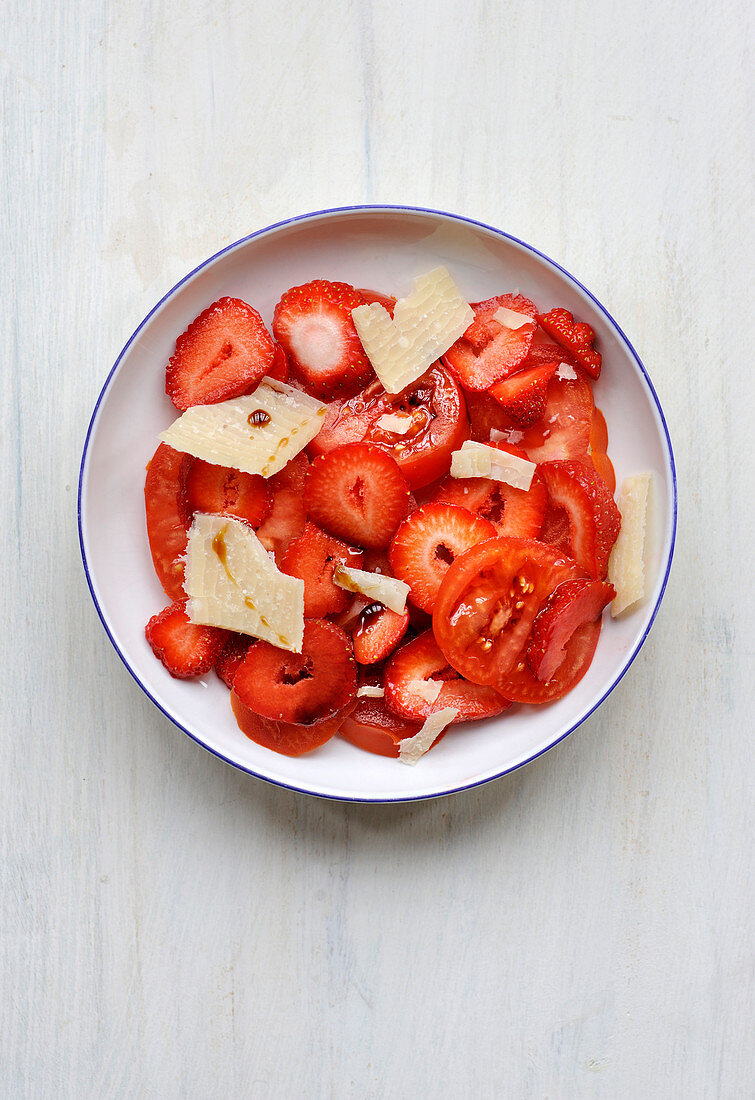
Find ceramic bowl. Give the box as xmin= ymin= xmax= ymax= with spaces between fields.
xmin=79 ymin=206 xmax=676 ymax=802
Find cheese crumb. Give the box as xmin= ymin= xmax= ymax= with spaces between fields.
xmin=333 ymin=565 xmax=409 ymax=615
xmin=608 ymin=472 xmax=652 ymax=616
xmin=556 ymin=361 xmax=578 ymax=380
xmin=407 ymin=679 xmax=442 ymax=705
xmin=398 ymin=707 xmax=458 ymax=765
xmin=357 ymin=685 xmax=385 ymax=699
xmin=375 ymin=412 xmax=413 ymax=435
xmin=492 ymin=305 xmax=535 ymax=330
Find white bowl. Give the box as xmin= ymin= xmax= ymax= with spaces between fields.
xmin=78 ymin=206 xmax=677 ymax=802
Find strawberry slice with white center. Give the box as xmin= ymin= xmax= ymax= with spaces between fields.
xmin=388 ymin=503 xmax=497 ymax=613
xmin=145 ymin=601 xmax=228 ymax=679
xmin=166 ymin=297 xmax=275 ymax=411
xmin=384 ymin=631 xmax=510 ymax=722
xmin=273 ymin=280 xmax=374 ymax=399
xmin=527 ymin=578 xmax=615 ymax=682
xmin=305 ymin=442 xmax=411 ymax=549
xmin=539 ymin=461 xmax=621 ymax=578
xmin=280 ymin=522 xmax=364 ymax=618
xmin=443 ymin=294 xmax=537 ymax=391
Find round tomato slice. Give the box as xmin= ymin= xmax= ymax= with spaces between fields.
xmin=144 ymin=443 xmax=193 ymax=601
xmin=432 ymin=537 xmax=582 ymax=690
xmin=516 ymin=375 xmax=594 ymax=463
xmin=309 ymin=363 xmax=468 ymax=489
xmin=495 ymin=619 xmax=602 ymax=704
xmin=340 ymin=696 xmax=422 ymax=758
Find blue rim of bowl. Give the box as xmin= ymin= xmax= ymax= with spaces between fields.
xmin=78 ymin=204 xmax=678 ymax=803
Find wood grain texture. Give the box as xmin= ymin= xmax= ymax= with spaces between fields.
xmin=1 ymin=0 xmax=753 ymax=1096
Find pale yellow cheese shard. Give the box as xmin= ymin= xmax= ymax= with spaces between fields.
xmin=375 ymin=412 xmax=413 ymax=435
xmin=351 ymin=267 xmax=474 ymax=393
xmin=398 ymin=707 xmax=458 ymax=765
xmin=407 ymin=679 xmax=442 ymax=705
xmin=450 ymin=440 xmax=536 ymax=490
xmin=357 ymin=685 xmax=385 ymax=699
xmin=492 ymin=305 xmax=535 ymax=330
xmin=185 ymin=513 xmax=304 ymax=651
xmin=159 ymin=377 xmax=326 ymax=478
xmin=333 ymin=565 xmax=410 ymax=615
xmin=608 ymin=473 xmax=652 ymax=617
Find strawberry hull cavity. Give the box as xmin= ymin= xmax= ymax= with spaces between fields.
xmin=143 ymin=266 xmax=623 ymax=762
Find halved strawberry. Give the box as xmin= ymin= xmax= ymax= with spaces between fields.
xmin=388 ymin=503 xmax=497 ymax=613
xmin=272 ymin=280 xmax=374 ymax=399
xmin=144 ymin=443 xmax=193 ymax=601
xmin=516 ymin=375 xmax=594 ymax=463
xmin=537 ymin=308 xmax=602 ymax=379
xmin=146 ymin=601 xmax=228 ymax=679
xmin=384 ymin=631 xmax=510 ymax=722
xmin=270 ymin=451 xmax=310 ymax=494
xmin=488 ymin=361 xmax=557 ymax=427
xmin=186 ymin=459 xmax=272 ymax=527
xmin=280 ymin=522 xmax=364 ymax=618
xmin=305 ymin=443 xmax=410 ymax=549
xmin=539 ymin=461 xmax=621 ymax=578
xmin=443 ymin=294 xmax=537 ymax=390
xmin=215 ymin=632 xmax=251 ymax=689
xmin=231 ymin=690 xmax=349 ymax=756
xmin=166 ymin=297 xmax=275 ymax=411
xmin=527 ymin=579 xmax=615 ymax=682
xmin=432 ymin=469 xmax=548 ymax=539
xmin=255 ymin=488 xmax=307 ymax=563
xmin=233 ymin=619 xmax=356 ymax=725
xmin=352 ymin=603 xmax=410 ymax=664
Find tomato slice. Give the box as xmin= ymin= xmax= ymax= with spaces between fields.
xmin=515 ymin=375 xmax=594 ymax=463
xmin=144 ymin=443 xmax=193 ymax=601
xmin=495 ymin=619 xmax=602 ymax=704
xmin=309 ymin=363 xmax=468 ymax=489
xmin=231 ymin=690 xmax=349 ymax=756
xmin=340 ymin=696 xmax=422 ymax=758
xmin=588 ymin=407 xmax=616 ymax=493
xmin=432 ymin=537 xmax=582 ymax=690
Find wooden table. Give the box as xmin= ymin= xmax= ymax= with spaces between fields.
xmin=2 ymin=1 xmax=752 ymax=1095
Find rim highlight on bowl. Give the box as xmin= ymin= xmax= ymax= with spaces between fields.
xmin=79 ymin=205 xmax=677 ymax=802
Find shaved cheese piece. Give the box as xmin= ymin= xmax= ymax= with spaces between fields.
xmin=450 ymin=440 xmax=536 ymax=491
xmin=375 ymin=412 xmax=413 ymax=435
xmin=351 ymin=267 xmax=474 ymax=393
xmin=609 ymin=473 xmax=652 ymax=616
xmin=398 ymin=707 xmax=458 ymax=765
xmin=185 ymin=513 xmax=304 ymax=651
xmin=556 ymin=361 xmax=578 ymax=380
xmin=492 ymin=305 xmax=535 ymax=330
xmin=333 ymin=565 xmax=410 ymax=615
xmin=407 ymin=679 xmax=442 ymax=705
xmin=357 ymin=685 xmax=385 ymax=699
xmin=490 ymin=427 xmax=524 ymax=445
xmin=160 ymin=377 xmax=326 ymax=478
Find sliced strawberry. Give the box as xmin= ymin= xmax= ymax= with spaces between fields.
xmin=186 ymin=459 xmax=272 ymax=527
xmin=388 ymin=503 xmax=497 ymax=612
xmin=523 ymin=335 xmax=578 ymax=369
xmin=280 ymin=522 xmax=364 ymax=618
xmin=443 ymin=294 xmax=537 ymax=390
xmin=270 ymin=451 xmax=310 ymax=494
xmin=233 ymin=619 xmax=356 ymax=725
xmin=527 ymin=579 xmax=615 ymax=682
xmin=166 ymin=297 xmax=275 ymax=411
xmin=352 ymin=603 xmax=410 ymax=664
xmin=272 ymin=280 xmax=373 ymax=399
xmin=432 ymin=469 xmax=548 ymax=539
xmin=539 ymin=460 xmax=621 ymax=578
xmin=231 ymin=690 xmax=349 ymax=756
xmin=537 ymin=308 xmax=602 ymax=379
xmin=215 ymin=632 xmax=251 ymax=689
xmin=340 ymin=696 xmax=423 ymax=758
xmin=266 ymin=343 xmax=290 ymax=382
xmin=488 ymin=361 xmax=557 ymax=427
xmin=254 ymin=488 xmax=307 ymax=563
xmin=464 ymin=388 xmax=519 ymax=442
xmin=305 ymin=443 xmax=410 ymax=549
xmin=517 ymin=375 xmax=594 ymax=463
xmin=384 ymin=631 xmax=510 ymax=723
xmin=357 ymin=288 xmax=396 ymax=316
xmin=144 ymin=443 xmax=193 ymax=601
xmin=146 ymin=601 xmax=228 ymax=679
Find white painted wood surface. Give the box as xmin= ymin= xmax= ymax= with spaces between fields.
xmin=2 ymin=0 xmax=753 ymax=1096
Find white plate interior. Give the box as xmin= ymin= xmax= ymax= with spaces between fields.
xmin=79 ymin=207 xmax=676 ymax=801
